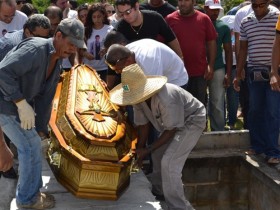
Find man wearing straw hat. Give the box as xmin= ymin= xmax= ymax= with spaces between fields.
xmin=109 ymin=63 xmax=206 ymax=210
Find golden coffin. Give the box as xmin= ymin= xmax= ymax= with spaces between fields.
xmin=47 ymin=64 xmax=137 ymax=200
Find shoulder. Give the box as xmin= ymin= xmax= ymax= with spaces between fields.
xmin=15 ymin=10 xmax=28 ymax=20
xmin=17 ymin=37 xmax=53 ymax=53
xmin=164 ymin=2 xmax=176 ymax=10
xmin=140 ymin=2 xmax=150 ymax=9
xmin=142 ymin=10 xmax=163 ymax=19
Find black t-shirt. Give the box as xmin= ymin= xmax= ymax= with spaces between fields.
xmin=139 ymin=2 xmax=176 ymax=18
xmin=114 ymin=10 xmax=176 ymax=43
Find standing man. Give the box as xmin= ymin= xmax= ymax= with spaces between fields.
xmin=0 ymin=18 xmax=86 ymax=209
xmin=233 ymin=0 xmax=280 ymax=164
xmin=140 ymin=0 xmax=176 ymax=18
xmin=114 ymin=0 xmax=183 ymax=58
xmin=166 ymin=0 xmax=217 ymax=106
xmin=0 ymin=0 xmax=27 ymax=37
xmin=204 ymin=0 xmax=233 ymax=131
xmin=109 ymin=64 xmax=206 ymax=210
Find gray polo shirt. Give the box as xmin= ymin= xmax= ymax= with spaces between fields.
xmin=133 ymin=83 xmax=206 ymax=132
xmin=0 ymin=37 xmax=62 ymax=116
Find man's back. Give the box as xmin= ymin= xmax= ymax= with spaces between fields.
xmin=126 ymin=38 xmax=188 ymax=86
xmin=0 ymin=30 xmax=24 ymax=61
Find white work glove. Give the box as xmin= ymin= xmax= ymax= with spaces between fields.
xmin=15 ymin=99 xmax=35 ymax=130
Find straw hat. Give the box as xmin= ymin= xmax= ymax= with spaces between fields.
xmin=109 ymin=64 xmax=167 ymax=106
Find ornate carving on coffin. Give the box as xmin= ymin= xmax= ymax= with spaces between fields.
xmin=48 ymin=64 xmax=137 ymax=200
xmin=66 ymin=65 xmax=121 ymax=141
xmin=52 ymin=65 xmax=132 ymax=161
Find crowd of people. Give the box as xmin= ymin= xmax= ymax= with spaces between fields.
xmin=0 ymin=0 xmax=280 ymax=209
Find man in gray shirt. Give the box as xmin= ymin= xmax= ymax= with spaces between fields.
xmin=0 ymin=18 xmax=86 ymax=209
xmin=110 ymin=64 xmax=206 ymax=210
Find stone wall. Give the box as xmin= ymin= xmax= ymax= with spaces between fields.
xmin=182 ymin=157 xmax=249 ymax=210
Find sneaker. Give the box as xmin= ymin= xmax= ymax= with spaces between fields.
xmin=17 ymin=192 xmax=55 ymax=209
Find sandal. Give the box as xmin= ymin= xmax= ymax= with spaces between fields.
xmin=267 ymin=157 xmax=280 ymax=165
xmin=17 ymin=192 xmax=55 ymax=209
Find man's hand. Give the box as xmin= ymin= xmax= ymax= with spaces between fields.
xmin=270 ymin=72 xmax=280 ymax=91
xmin=135 ymin=148 xmax=150 ymax=168
xmin=204 ymin=65 xmax=214 ymax=81
xmin=0 ymin=129 xmax=14 ymax=171
xmin=224 ymin=74 xmax=230 ymax=88
xmin=233 ymin=77 xmax=241 ymax=92
xmin=15 ymin=99 xmax=35 ymax=130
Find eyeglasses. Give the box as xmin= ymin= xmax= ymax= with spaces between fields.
xmin=106 ymin=10 xmax=115 ymax=14
xmin=251 ymin=2 xmax=268 ymax=9
xmin=118 ymin=7 xmax=133 ymax=17
xmin=104 ymin=54 xmax=127 ymax=70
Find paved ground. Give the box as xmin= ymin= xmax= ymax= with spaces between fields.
xmin=0 ymin=157 xmax=165 ymax=210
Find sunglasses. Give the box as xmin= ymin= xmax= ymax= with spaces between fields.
xmin=251 ymin=2 xmax=268 ymax=9
xmin=118 ymin=7 xmax=133 ymax=17
xmin=104 ymin=54 xmax=127 ymax=70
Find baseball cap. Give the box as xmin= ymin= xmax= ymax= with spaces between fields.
xmin=205 ymin=0 xmax=223 ymax=10
xmin=57 ymin=18 xmax=87 ymax=49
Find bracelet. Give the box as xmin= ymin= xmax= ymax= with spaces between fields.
xmin=146 ymin=145 xmax=153 ymax=153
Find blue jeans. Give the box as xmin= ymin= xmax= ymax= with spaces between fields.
xmin=226 ymin=66 xmax=239 ymax=126
xmin=247 ymin=67 xmax=280 ymax=158
xmin=0 ymin=114 xmax=42 ymax=205
xmin=208 ymin=68 xmax=226 ymax=131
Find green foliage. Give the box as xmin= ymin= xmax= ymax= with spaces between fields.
xmin=223 ymin=0 xmax=244 ymax=13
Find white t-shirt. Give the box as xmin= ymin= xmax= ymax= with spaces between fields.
xmin=126 ymin=39 xmax=188 ymax=87
xmin=233 ymin=5 xmax=252 ymax=33
xmin=83 ymin=25 xmax=113 ymax=71
xmin=67 ymin=9 xmax=77 ymax=19
xmin=0 ymin=10 xmax=27 ymax=37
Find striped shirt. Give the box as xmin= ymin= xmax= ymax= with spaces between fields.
xmin=240 ymin=8 xmax=279 ymax=66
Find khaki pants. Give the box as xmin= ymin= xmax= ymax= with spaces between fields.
xmin=151 ymin=122 xmax=204 ymax=210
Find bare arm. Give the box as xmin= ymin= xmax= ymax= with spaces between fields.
xmin=234 ymin=32 xmax=240 ymax=59
xmin=233 ymin=40 xmax=248 ymax=92
xmin=167 ymin=38 xmax=183 ymax=59
xmin=271 ymin=33 xmax=280 ymax=91
xmin=223 ymin=42 xmax=233 ymax=87
xmin=136 ymin=127 xmax=176 ymax=167
xmin=106 ymin=75 xmax=118 ymax=90
xmin=205 ymin=39 xmax=217 ymax=81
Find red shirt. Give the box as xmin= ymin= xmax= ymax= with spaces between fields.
xmin=166 ymin=10 xmax=217 ymax=77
